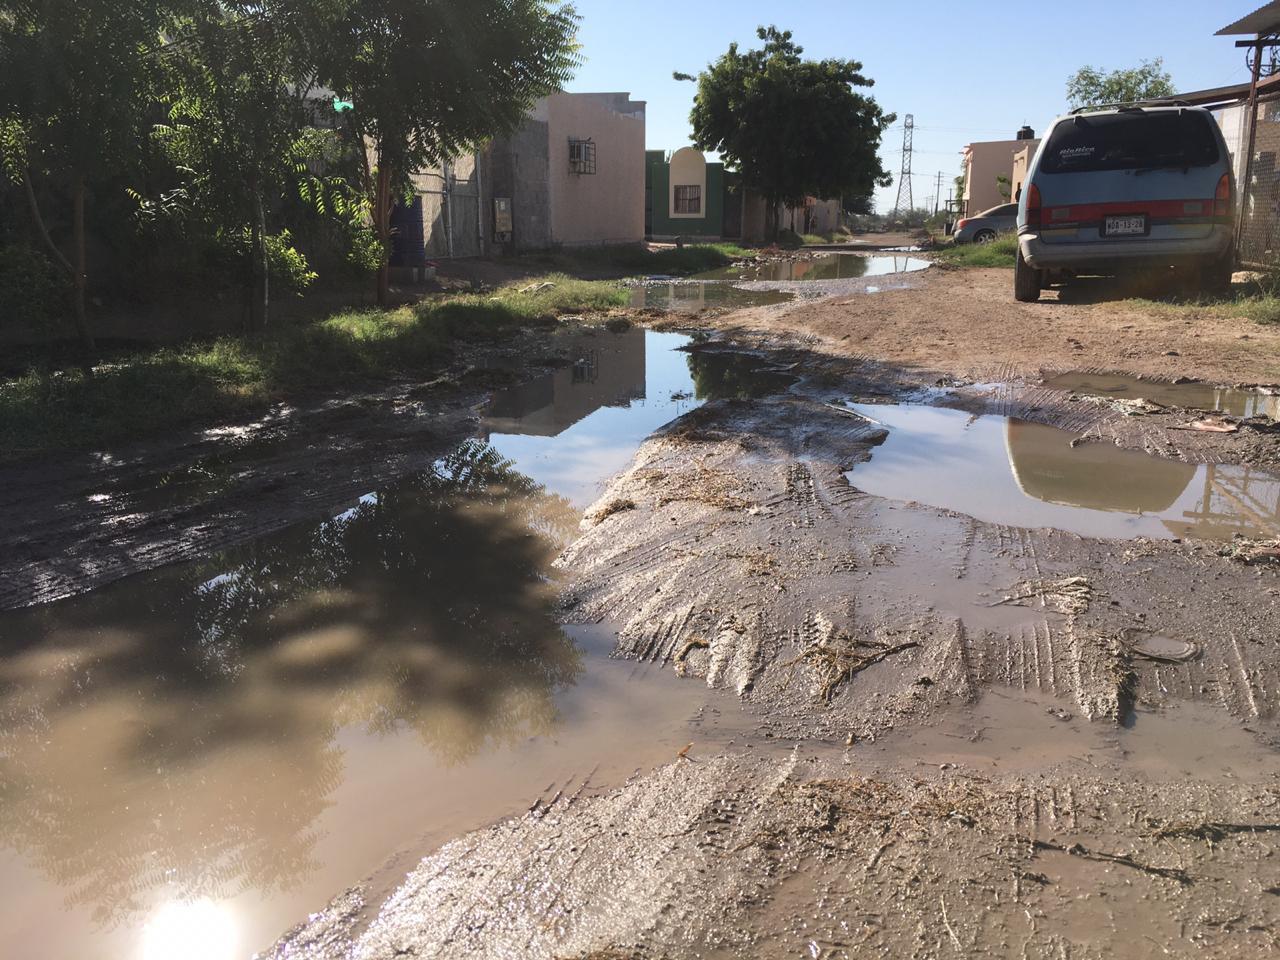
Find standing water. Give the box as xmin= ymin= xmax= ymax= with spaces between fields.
xmin=0 ymin=331 xmax=778 ymax=960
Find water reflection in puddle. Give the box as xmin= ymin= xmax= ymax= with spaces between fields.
xmin=628 ymin=254 xmax=930 ymax=312
xmin=0 ymin=331 xmax=776 ymax=959
xmin=846 ymin=404 xmax=1280 ymax=541
xmin=1045 ymin=372 xmax=1280 ymax=421
xmin=484 ymin=330 xmax=792 ymax=505
xmin=699 ymin=253 xmax=932 ymax=283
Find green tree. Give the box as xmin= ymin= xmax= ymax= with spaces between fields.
xmin=311 ymin=0 xmax=581 ymax=306
xmin=0 ymin=0 xmax=167 ymax=359
xmin=1066 ymin=58 xmax=1175 ymax=110
xmin=681 ymin=26 xmax=893 ymax=241
xmin=150 ymin=1 xmax=318 ymax=329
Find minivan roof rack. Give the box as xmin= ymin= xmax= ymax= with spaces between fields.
xmin=1069 ymin=99 xmax=1191 ymax=114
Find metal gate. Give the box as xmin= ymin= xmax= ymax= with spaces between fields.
xmin=403 ymin=153 xmax=487 ymax=261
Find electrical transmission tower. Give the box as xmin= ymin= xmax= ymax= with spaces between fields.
xmin=889 ymin=114 xmax=914 ymax=224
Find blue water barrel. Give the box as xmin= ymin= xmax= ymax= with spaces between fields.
xmin=390 ymin=196 xmax=426 ymax=266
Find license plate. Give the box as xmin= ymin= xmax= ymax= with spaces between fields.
xmin=1103 ymin=215 xmax=1146 ymax=237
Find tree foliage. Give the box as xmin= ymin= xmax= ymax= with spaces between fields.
xmin=1066 ymin=58 xmax=1175 ymax=110
xmin=310 ymin=0 xmax=581 ymax=304
xmin=684 ymin=26 xmax=893 ymax=238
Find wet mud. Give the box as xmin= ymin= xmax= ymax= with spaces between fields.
xmin=270 ymin=369 xmax=1280 ymax=959
xmin=6 ymin=279 xmax=1280 ymax=958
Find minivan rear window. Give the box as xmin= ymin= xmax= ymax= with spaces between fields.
xmin=1040 ymin=111 xmax=1220 ymax=174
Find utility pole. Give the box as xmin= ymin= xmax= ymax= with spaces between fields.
xmin=933 ymin=171 xmax=944 ymax=216
xmin=888 ymin=114 xmax=914 ymax=225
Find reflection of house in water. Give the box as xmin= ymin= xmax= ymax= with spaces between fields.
xmin=1005 ymin=420 xmax=1280 ymax=540
xmin=1165 ymin=464 xmax=1280 ymax=541
xmin=482 ymin=327 xmax=647 ymax=437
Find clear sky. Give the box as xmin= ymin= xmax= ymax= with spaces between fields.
xmin=563 ymin=0 xmax=1252 ymax=213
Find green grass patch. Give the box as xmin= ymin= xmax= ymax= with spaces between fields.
xmin=1121 ymin=282 xmax=1280 ymax=327
xmin=932 ymin=234 xmax=1018 ymax=268
xmin=0 ymin=274 xmax=627 ymax=458
xmin=801 ymin=230 xmax=854 ymax=245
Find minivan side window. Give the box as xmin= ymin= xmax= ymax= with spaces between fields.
xmin=1040 ymin=111 xmax=1219 ymax=174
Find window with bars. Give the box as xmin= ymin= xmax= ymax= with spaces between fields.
xmin=674 ymin=185 xmax=702 ymax=214
xmin=568 ymin=138 xmax=597 ymax=174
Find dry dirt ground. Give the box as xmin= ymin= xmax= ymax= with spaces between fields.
xmin=723 ymin=265 xmax=1280 ymax=387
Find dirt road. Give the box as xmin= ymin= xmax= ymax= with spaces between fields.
xmin=726 ymin=264 xmax=1280 ymax=385
xmin=4 ymin=255 xmax=1279 ymax=959
xmin=263 ymin=270 xmax=1280 ymax=959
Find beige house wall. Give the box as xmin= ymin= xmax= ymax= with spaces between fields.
xmin=962 ymin=139 xmax=1039 ymax=215
xmin=1010 ymin=144 xmax=1033 ymax=203
xmin=544 ymin=92 xmax=646 ymax=245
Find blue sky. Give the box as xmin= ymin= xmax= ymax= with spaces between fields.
xmin=564 ymin=0 xmax=1251 ymax=213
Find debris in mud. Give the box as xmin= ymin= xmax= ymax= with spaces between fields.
xmin=1024 ymin=836 xmax=1193 ymax=885
xmin=992 ymin=576 xmax=1092 ymax=615
xmin=783 ymin=631 xmax=920 ymax=702
xmin=1217 ymin=536 xmax=1280 ymax=565
xmin=588 ymin=498 xmax=636 ymax=525
xmin=1176 ymin=415 xmax=1240 ymax=434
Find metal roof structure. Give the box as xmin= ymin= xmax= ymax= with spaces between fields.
xmin=1218 ymin=1 xmax=1280 ymax=36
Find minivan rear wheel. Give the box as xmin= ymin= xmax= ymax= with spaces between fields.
xmin=1014 ymin=245 xmax=1041 ymax=302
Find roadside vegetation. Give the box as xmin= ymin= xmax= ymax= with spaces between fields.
xmin=1122 ymin=275 xmax=1280 ymax=327
xmin=0 ymin=276 xmax=626 ymax=459
xmin=932 ymin=234 xmax=1018 ymax=268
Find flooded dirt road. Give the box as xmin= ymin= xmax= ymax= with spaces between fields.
xmin=4 ymin=253 xmax=1280 ymax=959
xmin=0 ymin=331 xmax=775 ymax=959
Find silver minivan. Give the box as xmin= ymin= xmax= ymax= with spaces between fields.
xmin=1014 ymin=105 xmax=1234 ymax=302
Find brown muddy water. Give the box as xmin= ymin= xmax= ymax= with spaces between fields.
xmin=845 ymin=403 xmax=1280 ymax=540
xmin=628 ymin=253 xmax=930 ymax=311
xmin=0 ymin=331 xmax=783 ymax=960
xmin=1045 ymin=371 xmax=1280 ymax=420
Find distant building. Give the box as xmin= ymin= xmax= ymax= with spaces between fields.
xmin=645 ymin=147 xmax=841 ymax=241
xmin=390 ymin=92 xmax=646 ymax=269
xmin=960 ymin=127 xmax=1039 ymax=216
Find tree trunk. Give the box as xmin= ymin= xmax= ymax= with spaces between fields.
xmin=764 ymin=198 xmax=779 ymax=244
xmin=249 ymin=185 xmax=272 ymax=335
xmin=375 ymin=156 xmax=392 ymax=307
xmin=23 ymin=167 xmax=95 ymax=367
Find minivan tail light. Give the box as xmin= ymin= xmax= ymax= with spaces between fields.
xmin=955 ymin=218 xmax=968 ymax=232
xmin=1026 ymin=184 xmax=1042 ymax=229
xmin=1214 ymin=173 xmax=1231 ymax=218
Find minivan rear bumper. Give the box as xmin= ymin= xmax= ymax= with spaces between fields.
xmin=1019 ymin=226 xmax=1232 ymax=271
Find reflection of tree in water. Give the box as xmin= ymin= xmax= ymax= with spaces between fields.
xmin=685 ymin=351 xmax=798 ymax=401
xmin=0 ymin=440 xmax=581 ymax=926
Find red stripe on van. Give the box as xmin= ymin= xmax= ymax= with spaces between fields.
xmin=1043 ymin=199 xmax=1215 ymax=225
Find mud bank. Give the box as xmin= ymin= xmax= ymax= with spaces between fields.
xmin=269 ymin=377 xmax=1280 ymax=959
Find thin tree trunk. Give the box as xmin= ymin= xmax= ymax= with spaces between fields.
xmin=22 ymin=167 xmax=95 ymax=364
xmin=375 ymin=156 xmax=392 ymax=307
xmin=256 ymin=189 xmax=269 ymax=329
xmin=71 ymin=174 xmax=91 ymax=356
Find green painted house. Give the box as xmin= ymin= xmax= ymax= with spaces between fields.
xmin=645 ymin=148 xmax=742 ymax=239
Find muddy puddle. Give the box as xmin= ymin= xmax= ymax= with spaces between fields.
xmin=698 ymin=252 xmax=931 ymax=283
xmin=0 ymin=330 xmax=775 ymax=959
xmin=627 ymin=279 xmax=794 ymax=312
xmin=482 ymin=329 xmax=793 ymax=504
xmin=845 ymin=403 xmax=1280 ymax=540
xmin=628 ymin=254 xmax=929 ymax=312
xmin=1045 ymin=371 xmax=1280 ymax=420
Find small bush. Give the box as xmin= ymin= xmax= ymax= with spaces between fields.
xmin=933 ymin=234 xmax=1018 ymax=268
xmin=0 ymin=242 xmax=67 ymax=329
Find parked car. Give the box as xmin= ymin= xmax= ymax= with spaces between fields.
xmin=952 ymin=202 xmax=1018 ymax=244
xmin=1014 ymin=104 xmax=1235 ymax=302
